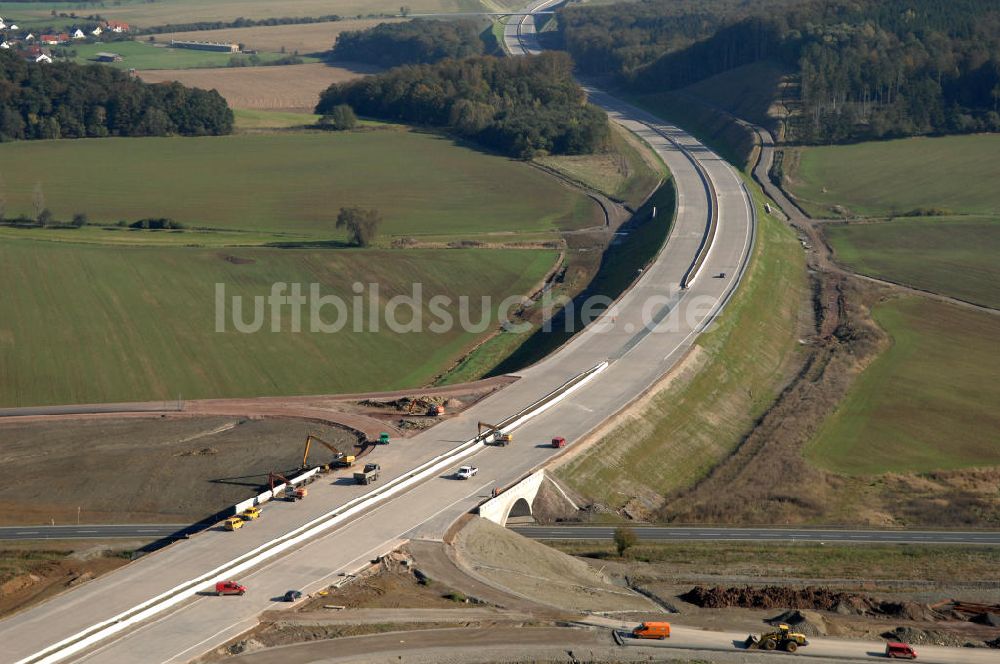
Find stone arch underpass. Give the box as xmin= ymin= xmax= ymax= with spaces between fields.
xmin=477 ymin=470 xmax=577 ymax=526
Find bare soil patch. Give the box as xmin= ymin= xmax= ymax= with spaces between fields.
xmin=0 ymin=416 xmax=355 ymax=525
xmin=139 ymin=63 xmax=378 ymax=111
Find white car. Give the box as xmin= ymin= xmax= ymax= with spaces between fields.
xmin=455 ymin=465 xmax=478 ymax=480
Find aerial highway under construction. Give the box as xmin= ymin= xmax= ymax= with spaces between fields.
xmin=0 ymin=3 xmax=760 ymax=663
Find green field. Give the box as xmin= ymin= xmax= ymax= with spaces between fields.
xmin=0 ymin=0 xmax=516 ymax=30
xmin=67 ymin=41 xmax=316 ymax=70
xmin=556 ymin=186 xmax=808 ymax=508
xmin=0 ymin=130 xmax=594 ymax=241
xmin=233 ymin=109 xmax=321 ymax=130
xmin=825 ymin=216 xmax=1000 ymax=309
xmin=806 ymin=297 xmax=1000 ymax=475
xmin=0 ymin=241 xmax=555 ymax=407
xmin=787 ymin=134 xmax=1000 ymax=218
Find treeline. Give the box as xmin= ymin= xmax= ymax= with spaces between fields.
xmin=330 ymin=19 xmax=484 ymax=67
xmin=0 ymin=52 xmax=233 ymax=140
xmin=559 ymin=0 xmax=1000 ymax=142
xmin=139 ymin=14 xmax=343 ymax=35
xmin=316 ymin=52 xmax=608 ymax=157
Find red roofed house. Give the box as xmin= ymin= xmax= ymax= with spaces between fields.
xmin=40 ymin=34 xmax=69 ymax=45
xmin=105 ymin=20 xmax=129 ymax=33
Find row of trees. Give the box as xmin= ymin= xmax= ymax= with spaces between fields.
xmin=316 ymin=52 xmax=609 ymax=157
xmin=137 ymin=14 xmax=344 ymax=35
xmin=330 ymin=19 xmax=486 ymax=68
xmin=0 ymin=52 xmax=233 ymax=140
xmin=558 ymin=0 xmax=1000 ymax=142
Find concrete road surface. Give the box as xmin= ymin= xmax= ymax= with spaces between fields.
xmin=1 ymin=4 xmax=757 ymax=663
xmin=513 ymin=525 xmax=1000 ymax=545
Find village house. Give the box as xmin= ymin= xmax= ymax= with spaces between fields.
xmin=104 ymin=20 xmax=130 ymax=33
xmin=40 ymin=34 xmax=69 ymax=45
xmin=72 ymin=28 xmax=86 ymax=40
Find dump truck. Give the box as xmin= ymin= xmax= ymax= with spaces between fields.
xmin=745 ymin=624 xmax=809 ymax=652
xmin=478 ymin=421 xmax=512 ymax=446
xmin=214 ymin=580 xmax=246 ymax=596
xmin=224 ymin=516 xmax=244 ymax=531
xmin=269 ymin=471 xmax=306 ymax=501
xmin=354 ymin=463 xmax=381 ymax=485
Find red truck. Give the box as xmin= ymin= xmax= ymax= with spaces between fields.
xmin=214 ymin=580 xmax=246 ymax=596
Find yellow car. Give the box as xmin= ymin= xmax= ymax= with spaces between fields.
xmin=224 ymin=517 xmax=244 ymax=531
xmin=241 ymin=506 xmax=261 ymax=521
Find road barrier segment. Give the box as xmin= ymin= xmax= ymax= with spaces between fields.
xmin=17 ymin=361 xmax=608 ymax=664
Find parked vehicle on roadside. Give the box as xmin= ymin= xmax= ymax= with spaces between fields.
xmin=241 ymin=506 xmax=261 ymax=521
xmin=224 ymin=517 xmax=243 ymax=531
xmin=282 ymin=590 xmax=303 ymax=602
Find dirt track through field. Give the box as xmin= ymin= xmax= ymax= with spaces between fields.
xmin=139 ymin=63 xmax=379 ymax=111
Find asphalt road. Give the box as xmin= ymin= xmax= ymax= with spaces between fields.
xmin=0 ymin=525 xmax=187 ymax=541
xmin=513 ymin=525 xmax=1000 ymax=545
xmin=6 ymin=524 xmax=999 ymax=547
xmin=0 ymin=4 xmax=755 ymax=663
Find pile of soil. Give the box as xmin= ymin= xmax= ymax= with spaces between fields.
xmin=358 ymin=396 xmax=444 ymax=413
xmin=880 ymin=626 xmax=987 ymax=648
xmin=681 ymin=585 xmax=936 ymax=621
xmin=767 ymin=609 xmax=829 ymax=636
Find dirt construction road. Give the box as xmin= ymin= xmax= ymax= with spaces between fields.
xmin=229 ymin=623 xmax=998 ymax=664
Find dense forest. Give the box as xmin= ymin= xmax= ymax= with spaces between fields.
xmin=559 ymin=0 xmax=1000 ymax=142
xmin=330 ymin=19 xmax=485 ymax=67
xmin=0 ymin=53 xmax=233 ymax=140
xmin=316 ymin=52 xmax=608 ymax=157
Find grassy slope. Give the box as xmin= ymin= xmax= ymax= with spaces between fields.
xmin=556 ymin=200 xmax=807 ymax=508
xmin=681 ymin=59 xmax=790 ymax=131
xmin=825 ymin=216 xmax=1000 ymax=309
xmin=788 ymin=134 xmax=1000 ymax=218
xmin=806 ymin=297 xmax=1000 ymax=475
xmin=0 ymin=131 xmax=592 ymax=240
xmin=68 ymin=41 xmax=316 ymax=70
xmin=0 ymin=241 xmax=555 ymax=406
xmin=550 ymin=541 xmax=1000 ymax=584
xmin=536 ymin=123 xmax=664 ymax=209
xmin=233 ymin=109 xmax=321 ymax=129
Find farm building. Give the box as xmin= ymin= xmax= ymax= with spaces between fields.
xmin=169 ymin=40 xmax=238 ymax=53
xmin=95 ymin=52 xmax=123 ymax=62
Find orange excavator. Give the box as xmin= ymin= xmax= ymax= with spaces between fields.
xmin=301 ymin=434 xmax=356 ymax=471
xmin=269 ymin=471 xmax=307 ymax=501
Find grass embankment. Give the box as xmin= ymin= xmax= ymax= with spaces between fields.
xmin=549 ymin=541 xmax=1000 ymax=584
xmin=0 ymin=130 xmax=592 ymax=241
xmin=785 ymin=134 xmax=1000 ymax=218
xmin=633 ymin=92 xmax=758 ymax=170
xmin=461 ymin=180 xmax=676 ymax=383
xmin=0 ymin=243 xmax=555 ymax=406
xmin=806 ymin=297 xmax=1000 ymax=475
xmin=825 ymin=217 xmax=1000 ymax=308
xmin=68 ymin=41 xmax=316 ymax=70
xmin=536 ymin=123 xmax=665 ymax=209
xmin=555 ymin=196 xmax=807 ymax=510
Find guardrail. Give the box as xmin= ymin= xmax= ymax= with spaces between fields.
xmin=18 ymin=361 xmax=608 ymax=664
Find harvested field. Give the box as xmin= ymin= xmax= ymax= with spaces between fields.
xmin=155 ymin=19 xmax=403 ymax=56
xmin=139 ymin=63 xmax=377 ymax=111
xmin=0 ymin=417 xmax=355 ymax=525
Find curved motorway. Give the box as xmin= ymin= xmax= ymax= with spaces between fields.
xmin=1 ymin=5 xmax=755 ymax=664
